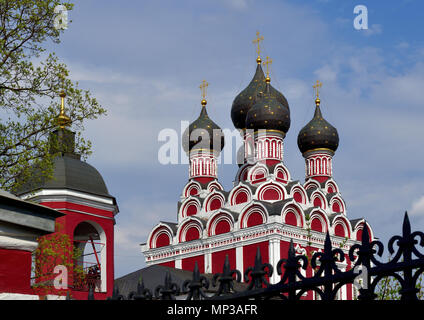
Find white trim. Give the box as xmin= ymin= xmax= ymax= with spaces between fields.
xmin=0 ymin=235 xmax=38 ymax=252
xmin=50 ymin=208 xmax=114 ymax=221
xmin=20 ymin=189 xmax=115 ymax=206
xmin=0 ymin=293 xmax=39 ymax=300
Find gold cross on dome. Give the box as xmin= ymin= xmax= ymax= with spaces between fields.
xmin=199 ymin=80 xmax=208 ymax=106
xmin=313 ymin=80 xmax=322 ymax=99
xmin=200 ymin=80 xmax=208 ymax=99
xmin=252 ymin=31 xmax=264 ymax=58
xmin=262 ymin=56 xmax=272 ymax=78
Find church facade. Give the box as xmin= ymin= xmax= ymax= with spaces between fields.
xmin=142 ymin=34 xmax=374 ymax=300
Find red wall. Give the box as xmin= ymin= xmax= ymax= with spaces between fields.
xmin=182 ymin=255 xmax=205 ymax=273
xmin=40 ymin=201 xmax=115 ymax=300
xmin=0 ymin=248 xmax=33 ymax=294
xmin=160 ymin=261 xmax=175 ymax=268
xmin=243 ymin=242 xmax=268 ymax=270
xmin=211 ymin=248 xmax=236 ymax=274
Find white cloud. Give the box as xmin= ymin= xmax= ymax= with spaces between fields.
xmin=363 ymin=24 xmax=383 ymax=36
xmin=410 ymin=196 xmax=424 ymax=216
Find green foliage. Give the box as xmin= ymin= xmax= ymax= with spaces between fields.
xmin=374 ymin=256 xmax=424 ymax=300
xmin=32 ymin=223 xmax=85 ymax=296
xmin=0 ymin=0 xmax=106 ymax=192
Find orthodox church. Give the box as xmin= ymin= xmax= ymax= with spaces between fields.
xmin=141 ymin=33 xmax=374 ymax=300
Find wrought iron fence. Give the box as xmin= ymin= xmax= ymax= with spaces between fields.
xmin=106 ymin=212 xmax=424 ymax=301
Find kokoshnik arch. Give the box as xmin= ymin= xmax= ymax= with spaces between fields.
xmin=142 ymin=32 xmax=374 ymax=300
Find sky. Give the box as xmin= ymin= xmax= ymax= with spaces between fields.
xmin=49 ymin=0 xmax=424 ymax=278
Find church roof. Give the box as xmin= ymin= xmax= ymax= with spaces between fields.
xmin=114 ymin=265 xmax=248 ymax=298
xmin=15 ymin=153 xmax=113 ymax=199
xmin=0 ymin=189 xmax=63 ymax=234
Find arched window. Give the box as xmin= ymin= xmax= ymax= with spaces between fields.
xmin=73 ymin=221 xmax=107 ymax=292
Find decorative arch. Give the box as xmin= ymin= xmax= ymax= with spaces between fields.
xmin=256 ymin=182 xmax=286 ymax=202
xmin=248 ymin=163 xmax=269 ymax=184
xmin=235 ymin=163 xmax=252 ymax=183
xmin=229 ymin=184 xmax=252 ymax=206
xmin=291 ymin=185 xmax=307 ymax=205
xmin=329 ymin=196 xmax=346 ymax=214
xmin=308 ymin=210 xmax=329 ymax=233
xmin=239 ymin=204 xmax=268 ymax=229
xmin=148 ymin=224 xmax=174 ymax=249
xmin=304 ymin=179 xmax=320 ymax=190
xmin=73 ymin=220 xmax=107 ymax=292
xmin=325 ymin=180 xmax=339 ymax=194
xmin=332 ymin=215 xmax=352 ymax=238
xmin=179 ymin=197 xmax=201 ymax=218
xmin=281 ymin=203 xmax=305 ymax=228
xmin=183 ymin=180 xmax=202 ymax=197
xmin=274 ymin=164 xmax=290 ymax=184
xmin=207 ymin=211 xmax=234 ymax=236
xmin=311 ymin=190 xmax=327 ymax=210
xmin=207 ymin=181 xmax=223 ymax=193
xmin=178 ymin=218 xmax=203 ymax=243
xmin=354 ymin=221 xmax=373 ymax=242
xmin=204 ymin=191 xmax=225 ymax=212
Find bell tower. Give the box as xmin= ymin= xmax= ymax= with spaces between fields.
xmin=15 ymin=91 xmax=119 ymax=299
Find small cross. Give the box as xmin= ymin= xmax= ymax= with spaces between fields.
xmin=252 ymin=31 xmax=264 ymax=57
xmin=199 ymin=80 xmax=208 ymax=100
xmin=313 ymin=80 xmax=322 ymax=99
xmin=262 ymin=56 xmax=272 ymax=78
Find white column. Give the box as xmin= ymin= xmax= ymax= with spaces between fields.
xmin=204 ymin=250 xmax=212 ymax=274
xmin=269 ymin=238 xmax=280 ymax=284
xmin=236 ymin=245 xmax=243 ymax=278
xmin=175 ymin=258 xmax=182 ymax=269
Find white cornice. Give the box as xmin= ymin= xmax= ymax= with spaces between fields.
xmin=0 ymin=235 xmax=38 ymax=252
xmin=143 ymin=222 xmax=359 ymax=264
xmin=20 ymin=189 xmax=118 ymax=215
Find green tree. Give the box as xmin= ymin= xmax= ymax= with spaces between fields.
xmin=0 ymin=0 xmax=106 ymax=192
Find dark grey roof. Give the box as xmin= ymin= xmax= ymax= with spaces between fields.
xmin=158 ymin=221 xmax=178 ymax=234
xmin=349 ymin=218 xmax=364 ymax=229
xmin=284 ymin=181 xmax=300 ymax=194
xmin=306 ymin=188 xmax=316 ymax=200
xmin=0 ymin=190 xmax=63 ymax=233
xmin=326 ymin=192 xmax=338 ymax=202
xmin=15 ymin=154 xmax=113 ymax=199
xmin=260 ymin=198 xmax=293 ymax=216
xmin=114 ymin=265 xmax=248 ymax=298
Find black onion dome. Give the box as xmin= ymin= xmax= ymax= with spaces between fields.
xmin=231 ymin=64 xmax=288 ymax=129
xmin=245 ymin=83 xmax=291 ymax=134
xmin=297 ymin=103 xmax=339 ymax=154
xmin=182 ymin=105 xmax=225 ymax=153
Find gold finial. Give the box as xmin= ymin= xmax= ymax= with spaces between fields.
xmin=252 ymin=31 xmax=264 ymax=64
xmin=199 ymin=80 xmax=208 ymax=106
xmin=262 ymin=56 xmax=272 ymax=83
xmin=56 ymin=90 xmax=71 ymax=128
xmin=313 ymin=80 xmax=322 ymax=106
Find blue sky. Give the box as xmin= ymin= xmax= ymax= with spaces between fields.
xmin=51 ymin=0 xmax=424 ymax=277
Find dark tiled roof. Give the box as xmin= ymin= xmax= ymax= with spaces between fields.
xmin=15 ymin=154 xmax=113 ymax=199
xmin=114 ymin=265 xmax=247 ymax=298
xmin=0 ymin=190 xmax=63 ymax=233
